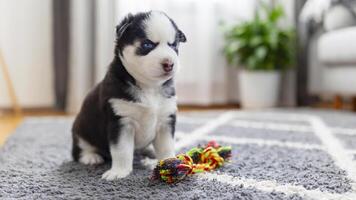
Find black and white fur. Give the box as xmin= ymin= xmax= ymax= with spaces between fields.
xmin=71 ymin=11 xmax=186 ymax=180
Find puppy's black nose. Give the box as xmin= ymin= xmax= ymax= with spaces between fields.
xmin=162 ymin=61 xmax=174 ymax=72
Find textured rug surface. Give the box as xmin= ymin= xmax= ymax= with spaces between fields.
xmin=1 ymin=109 xmax=356 ymax=200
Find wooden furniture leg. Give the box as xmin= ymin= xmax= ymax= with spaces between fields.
xmin=0 ymin=49 xmax=22 ymax=116
xmin=333 ymin=95 xmax=343 ymax=110
xmin=352 ymin=97 xmax=356 ymax=112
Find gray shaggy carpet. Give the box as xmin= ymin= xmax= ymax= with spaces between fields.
xmin=1 ymin=110 xmax=356 ymax=200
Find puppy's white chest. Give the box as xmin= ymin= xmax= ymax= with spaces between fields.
xmin=109 ymin=90 xmax=176 ymax=149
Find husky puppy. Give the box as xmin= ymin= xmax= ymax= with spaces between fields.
xmin=71 ymin=11 xmax=186 ymax=180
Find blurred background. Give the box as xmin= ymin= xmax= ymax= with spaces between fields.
xmin=1 ymin=0 xmax=356 ymax=143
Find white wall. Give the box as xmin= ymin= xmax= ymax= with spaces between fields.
xmin=0 ymin=0 xmax=54 ymax=108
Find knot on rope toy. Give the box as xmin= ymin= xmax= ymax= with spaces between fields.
xmin=151 ymin=141 xmax=232 ymax=184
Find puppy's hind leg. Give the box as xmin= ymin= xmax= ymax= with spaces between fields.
xmin=75 ymin=136 xmax=104 ymax=165
xmin=72 ymin=136 xmax=81 ymax=161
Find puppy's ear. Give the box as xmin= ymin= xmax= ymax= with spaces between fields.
xmin=116 ymin=13 xmax=134 ymax=41
xmin=178 ymin=30 xmax=186 ymax=43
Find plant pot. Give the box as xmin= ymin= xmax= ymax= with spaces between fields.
xmin=239 ymin=70 xmax=281 ymax=109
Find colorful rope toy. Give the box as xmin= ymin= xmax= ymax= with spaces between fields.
xmin=151 ymin=141 xmax=232 ymax=184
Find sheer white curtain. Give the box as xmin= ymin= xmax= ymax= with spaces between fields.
xmin=68 ymin=0 xmax=96 ymax=113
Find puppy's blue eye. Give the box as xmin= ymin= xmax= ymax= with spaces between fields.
xmin=141 ymin=40 xmax=155 ymax=49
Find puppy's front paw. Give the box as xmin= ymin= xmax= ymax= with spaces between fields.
xmin=102 ymin=168 xmax=132 ymax=180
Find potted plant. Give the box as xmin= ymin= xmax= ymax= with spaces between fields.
xmin=224 ymin=4 xmax=295 ymax=108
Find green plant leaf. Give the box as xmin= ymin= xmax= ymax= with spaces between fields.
xmin=255 ymin=46 xmax=267 ymax=60
xmin=222 ymin=2 xmax=296 ymax=70
xmin=250 ymin=36 xmax=263 ymax=47
xmin=268 ymin=5 xmax=284 ymax=23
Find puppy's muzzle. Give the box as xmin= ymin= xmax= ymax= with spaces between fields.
xmin=162 ymin=60 xmax=174 ymax=73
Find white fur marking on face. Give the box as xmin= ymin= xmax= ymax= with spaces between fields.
xmin=144 ymin=12 xmax=176 ymax=43
xmin=119 ymin=12 xmax=181 ymax=86
xmin=120 ymin=42 xmax=179 ymax=85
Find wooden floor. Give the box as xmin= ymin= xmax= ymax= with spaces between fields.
xmin=0 ymin=110 xmax=67 ymax=146
xmin=0 ymin=115 xmax=22 ymax=145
